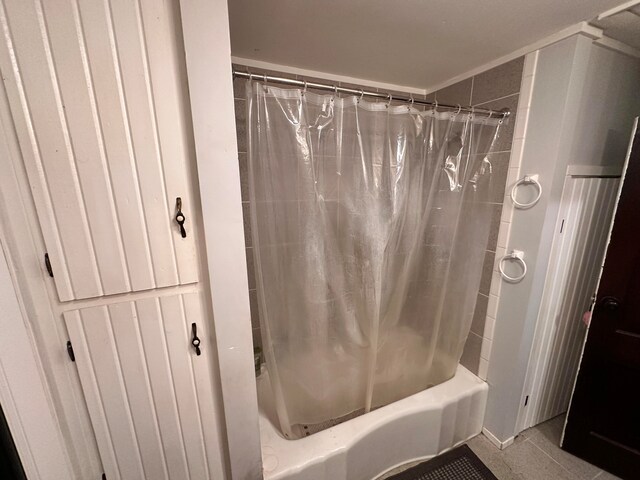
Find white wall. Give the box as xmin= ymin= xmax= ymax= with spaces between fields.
xmin=179 ymin=0 xmax=262 ymax=478
xmin=571 ymin=44 xmax=640 ymax=167
xmin=484 ymin=34 xmax=640 ymax=444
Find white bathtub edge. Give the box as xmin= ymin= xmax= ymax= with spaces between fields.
xmin=259 ymin=365 xmax=489 ymax=480
xmin=372 ymin=430 xmax=481 ymax=480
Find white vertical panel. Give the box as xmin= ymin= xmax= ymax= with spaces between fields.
xmin=65 ymin=309 xmax=121 ymax=479
xmin=65 ymin=308 xmax=142 ymax=480
xmin=74 ymin=0 xmax=156 ymax=293
xmin=108 ymin=301 xmax=169 ymax=480
xmin=138 ymin=0 xmax=201 ymax=282
xmin=0 ymin=0 xmax=102 ymax=300
xmin=525 ymin=176 xmax=619 ymax=428
xmin=158 ymin=294 xmax=211 ymax=480
xmin=39 ymin=0 xmax=130 ymax=295
xmin=135 ymin=297 xmax=191 ymax=480
xmin=64 ymin=292 xmax=222 ymax=480
xmin=106 ymin=0 xmax=179 ymax=288
xmin=0 ymin=0 xmax=198 ymax=301
xmin=182 ymin=293 xmax=226 ymax=478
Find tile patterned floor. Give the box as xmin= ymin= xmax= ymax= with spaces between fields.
xmin=380 ymin=415 xmax=621 ymax=480
xmin=466 ymin=415 xmax=621 ymax=480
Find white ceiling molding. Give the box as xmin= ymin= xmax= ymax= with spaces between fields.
xmin=425 ymin=22 xmax=602 ymax=94
xmin=597 ymin=0 xmax=640 ymax=20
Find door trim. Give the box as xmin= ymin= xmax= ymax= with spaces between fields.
xmin=566 ymin=165 xmax=623 ymax=177
xmin=0 ymin=77 xmax=102 ymax=478
xmin=178 ymin=1 xmax=262 ymax=479
xmin=0 ymin=236 xmax=74 ymax=479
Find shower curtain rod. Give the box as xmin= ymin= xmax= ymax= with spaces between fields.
xmin=233 ymin=70 xmax=509 ymax=119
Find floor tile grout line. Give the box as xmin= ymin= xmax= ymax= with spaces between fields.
xmin=524 ymin=437 xmax=583 ymax=480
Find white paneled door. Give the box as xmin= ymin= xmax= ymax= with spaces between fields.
xmin=0 ymin=0 xmax=198 ymax=301
xmin=64 ymin=292 xmax=223 ymax=480
xmin=521 ymin=174 xmax=620 ymax=430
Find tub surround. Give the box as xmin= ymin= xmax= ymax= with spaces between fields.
xmin=257 ymin=365 xmax=488 ymax=480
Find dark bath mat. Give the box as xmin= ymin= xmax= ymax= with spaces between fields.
xmin=386 ymin=444 xmax=498 ymax=480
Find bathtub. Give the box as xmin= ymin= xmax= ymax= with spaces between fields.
xmin=257 ymin=364 xmax=488 ymax=480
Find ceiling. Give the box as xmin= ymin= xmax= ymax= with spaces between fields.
xmin=229 ymin=0 xmax=633 ymax=90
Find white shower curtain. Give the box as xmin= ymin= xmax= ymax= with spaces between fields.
xmin=246 ymin=80 xmax=502 ymax=438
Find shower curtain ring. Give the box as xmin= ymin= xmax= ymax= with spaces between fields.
xmin=432 ymin=100 xmax=438 ymax=114
xmin=302 ymin=80 xmax=308 ymax=95
xmin=359 ymin=89 xmax=364 ymax=101
xmin=386 ymin=94 xmax=392 ymax=108
xmin=263 ymin=73 xmax=268 ymax=83
xmin=456 ymin=104 xmax=462 ymax=115
xmin=409 ymin=95 xmax=415 ymax=110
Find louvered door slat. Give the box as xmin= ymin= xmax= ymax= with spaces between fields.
xmin=64 ymin=292 xmax=224 ymax=480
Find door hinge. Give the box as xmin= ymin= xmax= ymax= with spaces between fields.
xmin=44 ymin=253 xmax=54 ymax=277
xmin=66 ymin=341 xmax=75 ymax=362
xmin=524 ymin=395 xmax=529 ymax=406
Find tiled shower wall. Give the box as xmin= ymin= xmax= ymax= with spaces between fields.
xmin=431 ymin=58 xmax=525 ymax=376
xmin=233 ymin=59 xmax=524 ymax=377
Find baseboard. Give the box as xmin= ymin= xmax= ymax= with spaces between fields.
xmin=482 ymin=427 xmax=515 ymax=450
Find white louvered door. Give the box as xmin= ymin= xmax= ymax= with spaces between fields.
xmin=522 ymin=174 xmax=620 ymax=430
xmin=64 ymin=292 xmax=223 ymax=480
xmin=0 ymin=0 xmax=198 ymax=301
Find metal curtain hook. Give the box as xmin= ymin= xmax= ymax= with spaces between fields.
xmin=334 ymin=85 xmax=338 ymax=98
xmin=456 ymin=104 xmax=461 ymax=115
xmin=386 ymin=94 xmax=392 ymax=108
xmin=359 ymin=89 xmax=364 ymax=101
xmin=432 ymin=100 xmax=438 ymax=114
xmin=302 ymin=80 xmax=308 ymax=95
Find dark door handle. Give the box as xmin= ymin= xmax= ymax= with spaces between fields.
xmin=44 ymin=253 xmax=54 ymax=277
xmin=175 ymin=197 xmax=186 ymax=238
xmin=598 ymin=296 xmax=621 ymax=311
xmin=191 ymin=323 xmax=201 ymax=356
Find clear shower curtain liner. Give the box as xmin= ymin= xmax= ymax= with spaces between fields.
xmin=246 ymin=80 xmax=502 ymax=438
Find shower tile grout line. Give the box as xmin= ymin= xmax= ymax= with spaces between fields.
xmin=473 ymin=92 xmax=521 ymax=107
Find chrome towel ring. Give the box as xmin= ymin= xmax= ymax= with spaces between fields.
xmin=511 ymin=174 xmax=542 ymax=209
xmin=499 ymin=250 xmax=527 ymax=283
